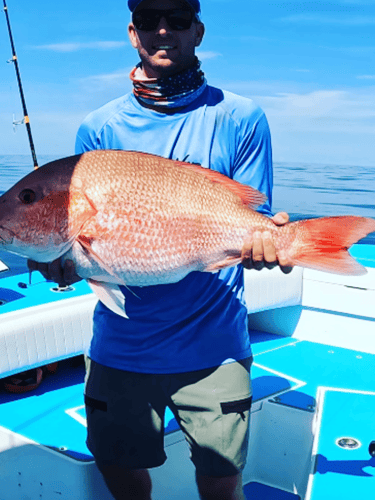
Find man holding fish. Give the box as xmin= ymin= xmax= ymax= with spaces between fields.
xmin=30 ymin=0 xmax=290 ymax=499
xmin=2 ymin=0 xmax=368 ymax=497
xmin=78 ymin=1 xmax=295 ymax=499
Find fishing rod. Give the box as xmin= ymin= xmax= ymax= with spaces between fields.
xmin=3 ymin=0 xmax=38 ymax=169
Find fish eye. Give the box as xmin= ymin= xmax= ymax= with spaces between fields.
xmin=19 ymin=189 xmax=36 ymax=204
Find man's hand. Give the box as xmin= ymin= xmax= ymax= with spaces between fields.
xmin=241 ymin=212 xmax=294 ymax=273
xmin=27 ymin=258 xmax=82 ymax=287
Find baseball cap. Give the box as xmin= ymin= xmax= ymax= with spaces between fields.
xmin=128 ymin=0 xmax=201 ymax=14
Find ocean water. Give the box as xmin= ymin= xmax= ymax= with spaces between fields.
xmin=272 ymin=161 xmax=375 ymax=221
xmin=0 ymin=155 xmax=374 ymax=273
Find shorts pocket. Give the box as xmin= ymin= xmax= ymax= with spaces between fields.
xmin=84 ymin=394 xmax=108 ymax=412
xmin=220 ymin=396 xmax=252 ymax=415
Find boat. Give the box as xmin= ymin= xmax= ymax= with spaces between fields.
xmin=0 ymin=241 xmax=374 ymax=499
xmin=2 ymin=3 xmax=375 ymax=497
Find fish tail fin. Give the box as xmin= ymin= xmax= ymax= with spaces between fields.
xmin=289 ymin=216 xmax=375 ymax=275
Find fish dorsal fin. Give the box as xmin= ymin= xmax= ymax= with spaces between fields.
xmin=179 ymin=162 xmax=267 ymax=209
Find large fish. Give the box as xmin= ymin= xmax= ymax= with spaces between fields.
xmin=0 ymin=150 xmax=374 ymax=316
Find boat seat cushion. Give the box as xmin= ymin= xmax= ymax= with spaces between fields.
xmin=0 ymin=267 xmax=303 ymax=379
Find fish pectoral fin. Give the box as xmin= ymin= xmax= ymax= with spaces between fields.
xmin=204 ymin=253 xmax=243 ymax=272
xmin=77 ymin=235 xmax=126 ymax=286
xmin=88 ymin=280 xmax=128 ymax=318
xmin=78 ymin=235 xmax=141 ymax=300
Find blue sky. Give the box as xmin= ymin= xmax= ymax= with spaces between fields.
xmin=1 ymin=0 xmax=374 ymax=167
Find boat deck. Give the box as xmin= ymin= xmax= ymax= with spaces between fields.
xmin=250 ymin=335 xmax=375 ymax=499
xmin=0 ymin=243 xmax=374 ymax=499
xmin=1 ymin=332 xmax=375 ymax=499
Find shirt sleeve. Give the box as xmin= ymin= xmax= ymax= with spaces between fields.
xmin=232 ymin=108 xmax=274 ymax=216
xmin=75 ymin=119 xmax=99 ymax=154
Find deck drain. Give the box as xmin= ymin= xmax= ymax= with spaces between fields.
xmin=0 ymin=299 xmax=8 ymax=306
xmin=50 ymin=285 xmax=75 ymax=293
xmin=336 ymin=437 xmax=361 ymax=450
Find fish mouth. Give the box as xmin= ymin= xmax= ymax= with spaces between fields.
xmin=0 ymin=226 xmax=15 ymax=245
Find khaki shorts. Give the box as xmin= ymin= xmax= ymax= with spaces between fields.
xmin=84 ymin=357 xmax=252 ymax=477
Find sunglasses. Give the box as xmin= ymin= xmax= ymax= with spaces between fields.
xmin=132 ymin=9 xmax=196 ymax=31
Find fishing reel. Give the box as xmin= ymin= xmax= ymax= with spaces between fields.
xmin=12 ymin=114 xmax=25 ymax=133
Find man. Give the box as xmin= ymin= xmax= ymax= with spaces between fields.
xmin=30 ymin=1 xmax=291 ymax=498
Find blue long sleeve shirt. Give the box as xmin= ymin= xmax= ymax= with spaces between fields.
xmin=75 ymin=85 xmax=273 ymax=373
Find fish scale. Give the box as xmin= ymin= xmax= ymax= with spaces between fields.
xmin=67 ymin=151 xmax=255 ymax=285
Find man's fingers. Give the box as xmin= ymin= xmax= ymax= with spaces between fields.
xmin=27 ymin=259 xmax=38 ymax=272
xmin=30 ymin=261 xmax=50 ymax=280
xmin=241 ymin=227 xmax=294 ymax=272
xmin=277 ymin=249 xmax=292 ymax=267
xmin=262 ymin=231 xmax=277 ymax=263
xmin=48 ymin=259 xmax=65 ymax=284
xmin=272 ymin=211 xmax=289 ymax=226
xmin=63 ymin=259 xmax=81 ymax=285
xmin=64 ymin=259 xmax=75 ymax=283
xmin=241 ymin=234 xmax=253 ymax=269
xmin=251 ymin=232 xmax=263 ymax=262
xmin=27 ymin=258 xmax=81 ymax=285
xmin=250 ymin=232 xmax=265 ymax=270
xmin=277 ymin=250 xmax=294 ymax=274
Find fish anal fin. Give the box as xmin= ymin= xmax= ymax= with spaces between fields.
xmin=205 ymin=254 xmax=243 ymax=272
xmin=179 ymin=162 xmax=267 ymax=209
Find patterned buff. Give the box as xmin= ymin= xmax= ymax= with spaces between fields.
xmin=130 ymin=58 xmax=207 ymax=109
